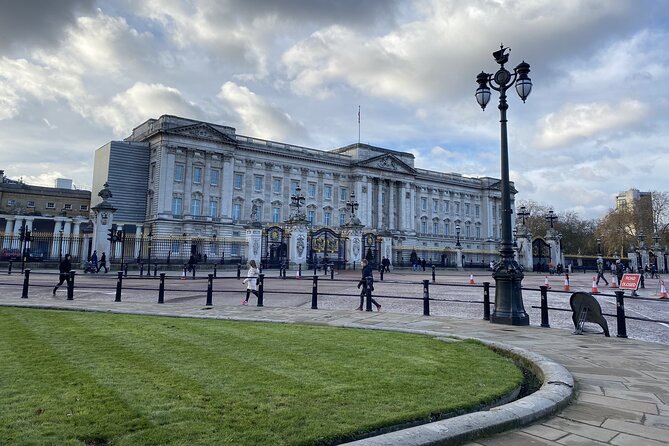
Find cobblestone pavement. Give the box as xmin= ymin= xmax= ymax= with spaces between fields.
xmin=1 ymin=267 xmax=669 ymax=445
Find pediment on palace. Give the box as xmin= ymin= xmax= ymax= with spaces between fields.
xmin=356 ymin=153 xmax=416 ymax=174
xmin=168 ymin=123 xmax=237 ymax=144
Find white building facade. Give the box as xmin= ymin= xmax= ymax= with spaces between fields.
xmin=92 ymin=115 xmax=514 ymax=267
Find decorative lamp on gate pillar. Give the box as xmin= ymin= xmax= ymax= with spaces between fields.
xmin=475 ymin=44 xmax=531 ymax=326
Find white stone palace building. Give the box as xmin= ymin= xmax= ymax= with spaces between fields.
xmin=92 ymin=115 xmax=513 ymax=266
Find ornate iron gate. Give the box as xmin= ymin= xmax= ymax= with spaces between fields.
xmin=362 ymin=232 xmax=380 ymax=268
xmin=262 ymin=226 xmax=287 ymax=269
xmin=308 ymin=228 xmax=344 ymax=269
xmin=532 ymin=238 xmax=551 ymax=272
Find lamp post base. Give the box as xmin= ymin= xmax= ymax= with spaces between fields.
xmin=491 ymin=258 xmax=529 ymax=326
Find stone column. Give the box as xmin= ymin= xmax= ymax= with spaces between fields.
xmin=222 ymin=155 xmax=234 ymax=219
xmin=399 ymin=183 xmax=407 ymax=230
xmin=287 ymin=221 xmax=309 ymax=270
xmin=3 ymin=217 xmax=15 ymax=249
xmin=377 ymin=178 xmax=383 ymax=229
xmin=71 ymin=219 xmax=81 ymax=259
xmin=245 ymin=225 xmax=263 ymax=266
xmin=409 ymin=185 xmax=416 ymax=231
xmin=367 ymin=177 xmax=374 ymax=228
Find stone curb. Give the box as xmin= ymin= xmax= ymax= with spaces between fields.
xmin=340 ymin=334 xmax=574 ymax=446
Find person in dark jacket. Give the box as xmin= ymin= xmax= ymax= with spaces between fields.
xmin=53 ymin=254 xmax=72 ymax=295
xmin=96 ymin=252 xmax=108 ymax=273
xmin=356 ymin=259 xmax=381 ymax=311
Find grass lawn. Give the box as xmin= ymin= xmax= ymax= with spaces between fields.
xmin=0 ymin=307 xmax=523 ymax=446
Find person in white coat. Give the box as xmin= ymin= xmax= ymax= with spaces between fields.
xmin=241 ymin=259 xmax=259 ymax=305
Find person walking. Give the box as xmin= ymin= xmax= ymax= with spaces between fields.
xmin=90 ymin=250 xmax=98 ymax=270
xmin=596 ymin=257 xmax=609 ymax=286
xmin=97 ymin=252 xmax=108 ymax=273
xmin=356 ymin=259 xmax=381 ymax=311
xmin=615 ymin=260 xmax=625 ymax=284
xmin=53 ymin=253 xmax=72 ymax=295
xmin=241 ymin=259 xmax=260 ymax=305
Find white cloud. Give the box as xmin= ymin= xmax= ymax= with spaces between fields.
xmin=534 ymin=100 xmax=651 ymax=148
xmin=216 ymin=81 xmax=308 ymax=142
xmin=96 ymin=82 xmax=203 ymax=136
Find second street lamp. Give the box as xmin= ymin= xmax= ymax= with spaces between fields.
xmin=476 ymin=44 xmax=531 ymax=326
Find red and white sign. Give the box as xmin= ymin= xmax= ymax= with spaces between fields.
xmin=619 ymin=274 xmax=641 ymax=290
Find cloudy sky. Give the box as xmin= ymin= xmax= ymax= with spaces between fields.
xmin=1 ymin=0 xmax=667 ymax=219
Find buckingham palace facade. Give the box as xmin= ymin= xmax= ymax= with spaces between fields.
xmin=92 ymin=115 xmax=512 ymax=267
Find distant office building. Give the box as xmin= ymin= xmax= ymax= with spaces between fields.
xmin=92 ymin=115 xmax=514 ymax=266
xmin=616 ymin=188 xmax=654 ymax=235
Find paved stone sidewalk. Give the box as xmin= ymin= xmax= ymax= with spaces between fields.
xmin=1 ymin=296 xmax=668 ymax=445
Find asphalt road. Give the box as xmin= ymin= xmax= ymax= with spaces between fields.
xmin=2 ymin=266 xmax=668 ymax=345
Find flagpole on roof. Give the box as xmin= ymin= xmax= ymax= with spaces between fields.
xmin=358 ymin=105 xmax=361 ymax=146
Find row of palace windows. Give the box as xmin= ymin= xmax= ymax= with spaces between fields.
xmin=6 ymin=199 xmax=87 ymax=211
xmin=420 ymin=197 xmax=481 ymax=218
xmin=173 ymin=164 xmax=221 ymax=186
xmin=418 ymin=221 xmax=481 ymax=238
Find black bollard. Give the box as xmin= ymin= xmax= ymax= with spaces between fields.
xmin=311 ymin=274 xmax=318 ymax=309
xmin=21 ymin=268 xmax=31 ymax=298
xmin=237 ymin=264 xmax=241 ymax=280
xmin=640 ymin=274 xmax=645 ymax=289
xmin=154 ymin=264 xmax=157 ymax=277
xmin=539 ymin=285 xmax=550 ymax=328
xmin=431 ymin=265 xmax=436 ymax=283
xmin=124 ymin=263 xmax=128 ymax=278
xmin=298 ymin=263 xmax=302 ymax=278
xmin=115 ymin=271 xmax=123 ymax=302
xmin=379 ymin=268 xmax=384 ymax=281
xmin=615 ymin=291 xmax=628 ymax=338
xmin=257 ymin=273 xmax=264 ymax=307
xmin=206 ymin=274 xmax=213 ymax=306
xmin=158 ymin=273 xmax=165 ymax=303
xmin=213 ymin=263 xmax=217 ymax=279
xmin=67 ymin=271 xmax=75 ymax=301
xmin=330 ymin=264 xmax=334 ymax=280
xmin=482 ymin=281 xmax=490 ymax=321
xmin=140 ymin=263 xmax=144 ymax=276
xmin=365 ymin=277 xmax=373 ymax=312
xmin=282 ymin=265 xmax=287 ymax=279
xmin=191 ymin=265 xmax=196 ymax=279
xmin=353 ymin=261 xmax=356 ymax=271
xmin=8 ymin=260 xmax=12 ymax=275
xmin=422 ymin=279 xmax=430 ymax=316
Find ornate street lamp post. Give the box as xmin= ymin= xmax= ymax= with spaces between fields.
xmin=476 ymin=45 xmax=531 ymax=326
xmin=290 ymin=185 xmax=306 ymax=219
xmin=346 ymin=192 xmax=359 ymax=220
xmin=596 ymin=238 xmax=602 ymax=257
xmin=517 ymin=205 xmax=530 ymax=226
xmin=545 ymin=209 xmax=558 ymax=229
xmin=455 ymin=225 xmax=461 ymax=248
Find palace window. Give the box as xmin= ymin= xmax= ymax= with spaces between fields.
xmin=174 ymin=164 xmax=185 ymax=182
xmin=210 ymin=169 xmax=220 ymax=186
xmin=254 ymin=175 xmax=263 ymax=192
xmin=421 ymin=197 xmax=427 ymax=211
xmin=272 ymin=207 xmax=280 ymax=223
xmin=307 ymin=210 xmax=315 ymax=223
xmin=324 ymin=211 xmax=332 ymax=225
xmin=340 ymin=187 xmax=348 ymax=201
xmin=209 ymin=200 xmax=218 ymax=218
xmin=191 ymin=198 xmax=201 ymax=216
xmin=172 ymin=197 xmax=182 ymax=215
xmin=232 ymin=203 xmax=241 ymax=221
xmin=272 ymin=178 xmax=282 ymax=193
xmin=308 ymin=183 xmax=316 ymax=198
xmin=234 ymin=173 xmax=243 ymax=189
xmin=324 ymin=185 xmax=332 ymax=200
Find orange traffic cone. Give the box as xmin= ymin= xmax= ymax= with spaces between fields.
xmin=660 ymin=280 xmax=668 ymax=299
xmin=563 ymin=275 xmax=570 ymax=292
xmin=611 ymin=275 xmax=618 ymax=288
xmin=591 ymin=277 xmax=599 ymax=293
xmin=469 ymin=274 xmax=475 ymax=285
xmin=544 ymin=276 xmax=551 ymax=289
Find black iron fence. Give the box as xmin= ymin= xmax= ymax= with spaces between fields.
xmin=1 ymin=266 xmax=668 ymax=342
